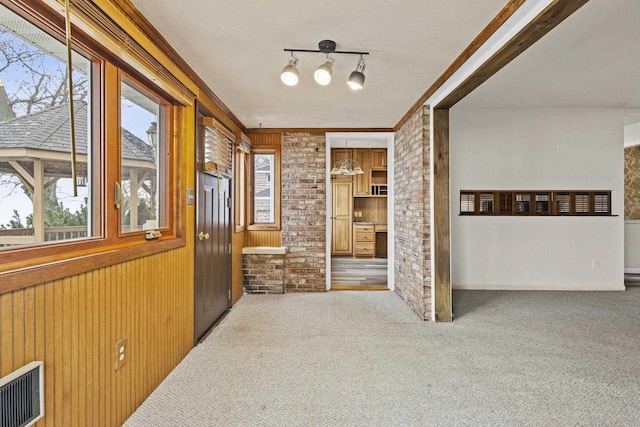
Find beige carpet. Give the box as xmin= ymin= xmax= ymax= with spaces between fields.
xmin=125 ymin=289 xmax=640 ymax=426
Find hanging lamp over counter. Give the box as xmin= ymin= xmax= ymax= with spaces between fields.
xmin=330 ymin=141 xmax=364 ymax=176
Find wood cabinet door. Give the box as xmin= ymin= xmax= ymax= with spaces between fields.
xmin=371 ymin=149 xmax=387 ymax=169
xmin=353 ymin=148 xmax=371 ymax=196
xmin=332 ymin=181 xmax=353 ymax=254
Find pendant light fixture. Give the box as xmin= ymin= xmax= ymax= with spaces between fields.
xmin=280 ymin=52 xmax=299 ymax=86
xmin=330 ymin=141 xmax=364 ymax=176
xmin=281 ymin=40 xmax=369 ymax=89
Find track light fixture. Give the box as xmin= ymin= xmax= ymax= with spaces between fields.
xmin=314 ymin=54 xmax=334 ymax=85
xmin=347 ymin=55 xmax=366 ymax=90
xmin=281 ymin=40 xmax=369 ymax=89
xmin=280 ymin=52 xmax=299 ymax=86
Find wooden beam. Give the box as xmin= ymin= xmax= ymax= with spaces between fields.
xmin=394 ymin=0 xmax=526 ymax=131
xmin=44 ymin=177 xmax=60 ymax=190
xmin=8 ymin=160 xmax=35 ymax=191
xmin=246 ymin=128 xmax=394 ymax=134
xmin=433 ymin=109 xmax=451 ymax=322
xmin=437 ymin=0 xmax=589 ymax=109
xmin=33 ymin=159 xmax=45 ymax=242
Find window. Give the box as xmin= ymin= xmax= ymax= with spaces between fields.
xmin=120 ymin=77 xmax=170 ymax=233
xmin=0 ymin=3 xmax=98 ymax=249
xmin=460 ymin=190 xmax=613 ymax=216
xmin=234 ymin=134 xmax=250 ymax=232
xmin=249 ymin=147 xmax=280 ymax=230
xmin=0 ymin=1 xmax=184 ymax=290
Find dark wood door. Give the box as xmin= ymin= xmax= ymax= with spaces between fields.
xmin=195 ymin=173 xmax=231 ymax=342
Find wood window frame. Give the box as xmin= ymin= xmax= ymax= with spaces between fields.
xmin=460 ymin=190 xmax=612 ymax=216
xmin=234 ymin=134 xmax=250 ymax=233
xmin=0 ymin=0 xmax=185 ymax=294
xmin=247 ymin=146 xmax=281 ymax=231
xmin=117 ymin=72 xmax=175 ymax=239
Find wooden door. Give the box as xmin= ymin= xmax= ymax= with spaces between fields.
xmin=194 ymin=113 xmax=231 ymax=343
xmin=332 ymin=181 xmax=353 ymax=254
xmin=353 ymin=148 xmax=371 ymax=196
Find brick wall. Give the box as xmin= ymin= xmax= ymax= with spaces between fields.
xmin=394 ymin=106 xmax=431 ymax=319
xmin=243 ymin=254 xmax=285 ymax=294
xmin=281 ymin=133 xmax=327 ymax=291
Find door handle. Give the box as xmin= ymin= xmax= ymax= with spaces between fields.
xmin=198 ymin=232 xmax=210 ymax=240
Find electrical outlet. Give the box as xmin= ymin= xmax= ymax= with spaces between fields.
xmin=115 ymin=337 xmax=127 ymax=371
xmin=592 ymin=259 xmax=600 ymax=269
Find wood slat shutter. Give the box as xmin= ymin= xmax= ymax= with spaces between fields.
xmin=202 ymin=117 xmax=234 ymax=177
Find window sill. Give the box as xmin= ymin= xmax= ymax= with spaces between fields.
xmin=0 ymin=237 xmax=185 ymax=294
xmin=247 ymin=224 xmax=281 ymax=231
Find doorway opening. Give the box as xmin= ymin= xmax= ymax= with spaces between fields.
xmin=325 ymin=132 xmax=395 ymax=291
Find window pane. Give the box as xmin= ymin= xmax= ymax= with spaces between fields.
xmin=253 ymin=153 xmax=274 ymax=223
xmin=556 ymin=193 xmax=571 ymax=214
xmin=594 ymin=193 xmax=609 ymax=214
xmin=460 ymin=193 xmax=475 ymax=213
xmin=121 ymin=80 xmax=165 ymax=232
xmin=515 ymin=193 xmax=531 ymax=213
xmin=480 ymin=193 xmax=494 ymax=213
xmin=575 ymin=193 xmax=589 ymax=214
xmin=535 ymin=193 xmax=550 ymax=213
xmin=0 ymin=5 xmax=95 ymax=249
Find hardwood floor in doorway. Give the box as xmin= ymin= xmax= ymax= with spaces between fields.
xmin=331 ymin=258 xmax=388 ymax=290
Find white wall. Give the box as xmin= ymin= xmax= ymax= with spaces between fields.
xmin=450 ymin=108 xmax=624 ymax=290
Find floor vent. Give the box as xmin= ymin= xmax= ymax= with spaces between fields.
xmin=0 ymin=361 xmax=44 ymax=427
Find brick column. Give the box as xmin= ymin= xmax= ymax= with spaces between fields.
xmin=281 ymin=132 xmax=326 ymax=291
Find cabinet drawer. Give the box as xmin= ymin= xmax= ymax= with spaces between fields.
xmin=354 ymin=225 xmax=374 ymax=232
xmin=354 ymin=242 xmax=375 ymax=256
xmin=355 ymin=232 xmax=375 ymax=242
xmin=375 ymin=224 xmax=387 ymax=232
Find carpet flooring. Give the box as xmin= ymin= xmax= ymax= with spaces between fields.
xmin=124 ymin=289 xmax=640 ymax=426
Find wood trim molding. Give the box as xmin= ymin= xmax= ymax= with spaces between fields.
xmin=0 ymin=238 xmax=185 ymax=294
xmin=247 ymin=128 xmax=394 ymax=134
xmin=394 ymin=0 xmax=526 ymax=131
xmin=432 ymin=109 xmax=451 ymax=322
xmin=436 ymin=0 xmax=589 ymax=109
xmin=96 ymin=0 xmax=246 ymax=131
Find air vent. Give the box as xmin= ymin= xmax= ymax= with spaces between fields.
xmin=0 ymin=361 xmax=44 ymax=427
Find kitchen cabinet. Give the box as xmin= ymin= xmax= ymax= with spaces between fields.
xmin=353 ymin=148 xmax=371 ymax=196
xmin=354 ymin=224 xmax=375 ymax=258
xmin=371 ymin=149 xmax=387 ymax=169
xmin=332 ymin=182 xmax=353 ymax=255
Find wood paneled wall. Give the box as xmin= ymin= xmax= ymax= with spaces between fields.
xmin=232 ymin=230 xmax=245 ymax=304
xmin=246 ymin=230 xmax=282 ymax=247
xmin=0 ymin=248 xmax=193 ymax=427
xmin=248 ymin=132 xmax=282 ymax=147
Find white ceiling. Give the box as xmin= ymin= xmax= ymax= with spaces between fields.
xmin=129 ymin=0 xmax=507 ymax=129
xmin=457 ymin=0 xmax=640 ymax=109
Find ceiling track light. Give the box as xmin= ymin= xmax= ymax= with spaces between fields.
xmin=280 ymin=52 xmax=299 ymax=86
xmin=347 ymin=55 xmax=366 ymax=91
xmin=314 ymin=54 xmax=334 ymax=85
xmin=281 ymin=40 xmax=369 ymax=89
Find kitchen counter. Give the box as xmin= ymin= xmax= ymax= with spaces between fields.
xmin=353 ymin=221 xmax=387 ymax=225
